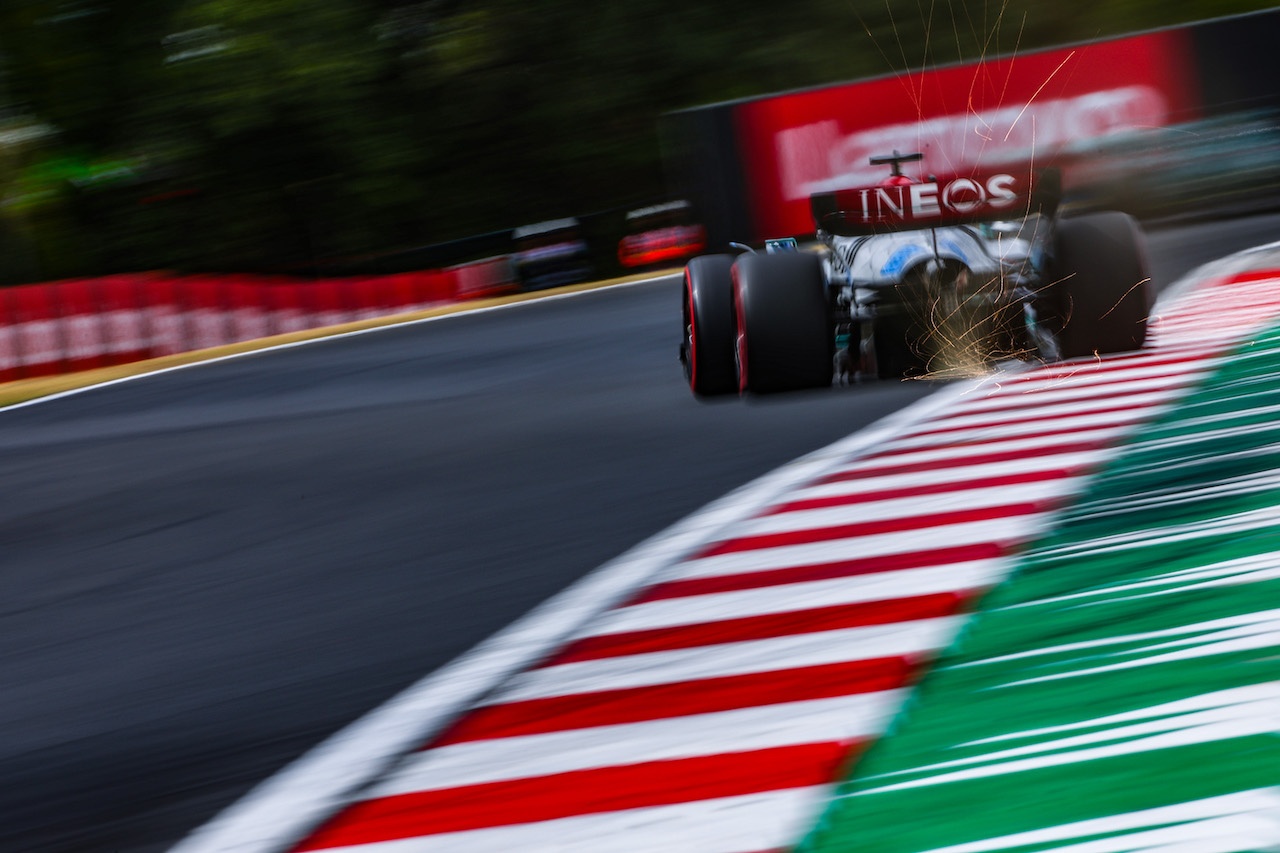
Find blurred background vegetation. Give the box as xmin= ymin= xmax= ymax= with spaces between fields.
xmin=0 ymin=0 xmax=1274 ymax=282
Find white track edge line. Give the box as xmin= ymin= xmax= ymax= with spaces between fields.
xmin=166 ymin=367 xmax=990 ymax=853
xmin=0 ymin=273 xmax=680 ymax=414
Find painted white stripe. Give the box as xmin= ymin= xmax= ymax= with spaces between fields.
xmin=586 ymin=559 xmax=1008 ymax=637
xmin=965 ymin=376 xmax=1197 ymax=411
xmin=1162 ymin=314 xmax=1280 ymax=333
xmin=307 ymin=786 xmax=831 ymax=853
xmin=959 ymin=367 xmax=1205 ymax=405
xmin=1157 ymin=326 xmax=1279 ymax=348
xmin=940 ymin=372 xmax=1208 ymax=418
xmin=830 ymin=427 xmax=1129 ymax=475
xmin=674 ymin=514 xmax=1053 ymax=581
xmin=986 ymin=356 xmax=1216 ymax=389
xmin=368 ymin=690 xmax=906 ymax=797
xmin=1156 ymin=295 xmax=1280 ymax=325
xmin=1157 ymin=313 xmax=1280 ymax=336
xmin=1158 ymin=296 xmax=1280 ymax=319
xmin=731 ymin=479 xmax=1083 ymax=537
xmin=914 ymin=388 xmax=1173 ymax=431
xmin=492 ymin=617 xmax=962 ymax=704
xmin=885 ymin=409 xmax=1154 ymax=451
xmin=1158 ymin=328 xmax=1269 ymax=348
xmin=783 ymin=450 xmax=1105 ymax=503
xmin=972 ymin=361 xmax=1203 ymax=397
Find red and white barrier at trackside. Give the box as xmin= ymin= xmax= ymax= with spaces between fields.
xmin=0 ymin=262 xmax=518 ymax=383
xmin=450 ymin=257 xmax=519 ymax=301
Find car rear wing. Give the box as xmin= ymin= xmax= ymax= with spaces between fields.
xmin=810 ymin=168 xmax=1061 ymax=237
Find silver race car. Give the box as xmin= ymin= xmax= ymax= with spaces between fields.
xmin=680 ymin=151 xmax=1152 ymax=396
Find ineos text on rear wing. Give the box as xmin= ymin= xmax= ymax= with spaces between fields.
xmin=810 ymin=168 xmax=1061 ymax=237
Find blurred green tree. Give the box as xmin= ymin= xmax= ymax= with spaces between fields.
xmin=0 ymin=0 xmax=1275 ymax=280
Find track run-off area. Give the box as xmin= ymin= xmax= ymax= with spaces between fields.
xmin=4 ymin=213 xmax=1280 ymax=853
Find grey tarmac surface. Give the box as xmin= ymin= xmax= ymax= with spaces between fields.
xmin=3 ymin=210 xmax=1279 ymax=853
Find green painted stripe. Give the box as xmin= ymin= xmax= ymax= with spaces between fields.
xmin=798 ymin=322 xmax=1280 ymax=853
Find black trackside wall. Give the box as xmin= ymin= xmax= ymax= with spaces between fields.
xmin=1190 ymin=8 xmax=1280 ymax=116
xmin=659 ymin=104 xmax=754 ymax=253
xmin=664 ymin=8 xmax=1280 ymax=246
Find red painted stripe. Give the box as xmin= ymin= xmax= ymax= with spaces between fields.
xmin=952 ymin=368 xmax=1203 ymax=410
xmin=1156 ymin=315 xmax=1273 ymax=332
xmin=699 ymin=501 xmax=1053 ymax=557
xmin=1161 ymin=298 xmax=1280 ymax=322
xmin=549 ymin=592 xmax=972 ymax=665
xmin=1224 ymin=269 xmax=1280 ymax=285
xmin=294 ymin=741 xmax=858 ymax=849
xmin=872 ymin=421 xmax=1141 ymax=457
xmin=993 ymin=349 xmax=1211 ymax=384
xmin=974 ymin=368 xmax=1194 ymax=398
xmin=767 ymin=467 xmax=1086 ymax=515
xmin=818 ymin=438 xmax=1111 ymax=482
xmin=432 ymin=656 xmax=918 ymax=745
xmin=634 ymin=541 xmax=1012 ymax=603
xmin=933 ymin=382 xmax=1191 ymax=420
xmin=1156 ymin=302 xmax=1279 ymax=318
xmin=904 ymin=399 xmax=1154 ymax=440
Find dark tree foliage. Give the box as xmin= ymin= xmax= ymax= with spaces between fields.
xmin=0 ymin=0 xmax=1272 ymax=280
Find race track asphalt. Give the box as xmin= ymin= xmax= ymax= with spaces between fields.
xmin=3 ymin=210 xmax=1279 ymax=853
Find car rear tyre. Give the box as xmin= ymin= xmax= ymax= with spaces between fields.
xmin=733 ymin=252 xmax=833 ymax=394
xmin=873 ymin=309 xmax=919 ymax=379
xmin=682 ymin=254 xmax=737 ymax=396
xmin=1048 ymin=211 xmax=1152 ymax=358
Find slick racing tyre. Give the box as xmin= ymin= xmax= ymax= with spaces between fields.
xmin=1048 ymin=211 xmax=1152 ymax=358
xmin=733 ymin=252 xmax=833 ymax=394
xmin=682 ymin=254 xmax=738 ymax=396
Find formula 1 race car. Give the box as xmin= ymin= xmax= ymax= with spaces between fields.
xmin=680 ymin=151 xmax=1153 ymax=396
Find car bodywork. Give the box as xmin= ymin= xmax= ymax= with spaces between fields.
xmin=618 ymin=200 xmax=707 ymax=269
xmin=512 ymin=218 xmax=593 ymax=290
xmin=681 ymin=152 xmax=1152 ymax=396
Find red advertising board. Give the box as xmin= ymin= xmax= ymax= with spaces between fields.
xmin=733 ymin=29 xmax=1201 ymax=239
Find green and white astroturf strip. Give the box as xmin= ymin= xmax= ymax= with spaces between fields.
xmin=798 ymin=304 xmax=1280 ymax=852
